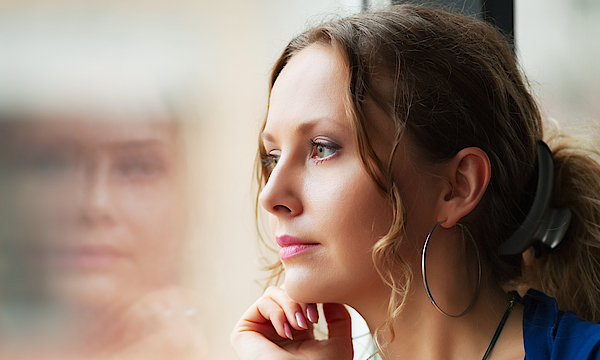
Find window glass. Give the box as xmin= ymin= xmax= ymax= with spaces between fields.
xmin=516 ymin=0 xmax=600 ymax=125
xmin=0 ymin=1 xmax=362 ymax=359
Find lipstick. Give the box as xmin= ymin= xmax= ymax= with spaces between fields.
xmin=50 ymin=245 xmax=126 ymax=269
xmin=276 ymin=235 xmax=319 ymax=260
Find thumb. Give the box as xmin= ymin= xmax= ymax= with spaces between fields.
xmin=323 ymin=303 xmax=352 ymax=341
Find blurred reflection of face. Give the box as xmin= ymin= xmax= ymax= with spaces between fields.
xmin=8 ymin=118 xmax=185 ymax=313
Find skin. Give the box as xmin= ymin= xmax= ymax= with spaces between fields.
xmin=232 ymin=44 xmax=526 ymax=359
xmin=10 ymin=118 xmax=184 ymax=309
xmin=258 ymin=43 xmax=394 ymax=308
xmin=1 ymin=117 xmax=207 ymax=358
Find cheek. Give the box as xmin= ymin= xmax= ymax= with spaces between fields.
xmin=11 ymin=175 xmax=81 ymax=245
xmin=309 ymin=167 xmax=393 ymax=260
xmin=120 ymin=180 xmax=183 ymax=230
xmin=316 ymin=171 xmax=391 ymax=235
xmin=395 ymin=172 xmax=441 ymax=245
xmin=19 ymin=173 xmax=77 ymax=214
xmin=337 ymin=191 xmax=391 ymax=267
xmin=116 ymin=181 xmax=185 ymax=272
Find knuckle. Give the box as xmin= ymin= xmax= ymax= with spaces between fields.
xmin=264 ymin=286 xmax=281 ymax=295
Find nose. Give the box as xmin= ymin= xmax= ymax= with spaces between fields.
xmin=258 ymin=157 xmax=303 ymax=217
xmin=79 ymin=157 xmax=116 ymax=227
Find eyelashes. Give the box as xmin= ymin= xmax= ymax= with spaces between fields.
xmin=310 ymin=139 xmax=339 ymax=162
xmin=260 ymin=138 xmax=341 ymax=175
xmin=261 ymin=154 xmax=279 ymax=173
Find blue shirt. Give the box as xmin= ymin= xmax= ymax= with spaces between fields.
xmin=523 ymin=289 xmax=600 ymax=359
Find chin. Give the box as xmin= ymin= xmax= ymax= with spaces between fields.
xmin=283 ymin=263 xmax=387 ymax=306
xmin=51 ymin=273 xmax=137 ymax=313
xmin=283 ymin=268 xmax=343 ymax=304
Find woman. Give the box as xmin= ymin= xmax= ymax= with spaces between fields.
xmin=232 ymin=4 xmax=600 ymax=360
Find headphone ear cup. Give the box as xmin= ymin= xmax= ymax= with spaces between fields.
xmin=534 ymin=207 xmax=572 ymax=254
xmin=498 ymin=141 xmax=571 ymax=255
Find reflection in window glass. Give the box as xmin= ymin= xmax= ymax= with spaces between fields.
xmin=0 ymin=3 xmax=210 ymax=359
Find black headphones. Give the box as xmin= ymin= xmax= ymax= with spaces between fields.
xmin=498 ymin=141 xmax=572 ymax=256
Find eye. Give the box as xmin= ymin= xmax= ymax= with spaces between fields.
xmin=311 ymin=140 xmax=339 ymax=161
xmin=261 ymin=151 xmax=280 ymax=173
xmin=114 ymin=155 xmax=165 ymax=180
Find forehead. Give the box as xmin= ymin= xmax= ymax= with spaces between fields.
xmin=265 ymin=44 xmax=349 ymax=133
xmin=266 ymin=43 xmax=399 ymax=162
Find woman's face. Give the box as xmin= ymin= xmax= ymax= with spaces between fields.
xmin=3 ymin=117 xmax=185 ymax=312
xmin=259 ymin=44 xmax=399 ymax=305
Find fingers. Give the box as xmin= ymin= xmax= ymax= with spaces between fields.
xmin=262 ymin=287 xmax=318 ymax=338
xmin=322 ymin=303 xmax=352 ymax=340
xmin=305 ymin=303 xmax=318 ymax=323
xmin=257 ymin=295 xmax=294 ymax=340
xmin=236 ymin=286 xmax=318 ymax=341
xmin=232 ymin=288 xmax=354 ymax=360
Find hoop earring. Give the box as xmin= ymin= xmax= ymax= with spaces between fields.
xmin=421 ymin=221 xmax=482 ymax=318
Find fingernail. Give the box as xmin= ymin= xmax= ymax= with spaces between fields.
xmin=295 ymin=311 xmax=308 ymax=329
xmin=284 ymin=322 xmax=293 ymax=340
xmin=307 ymin=304 xmax=319 ymax=323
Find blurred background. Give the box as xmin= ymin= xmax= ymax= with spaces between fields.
xmin=0 ymin=0 xmax=597 ymax=359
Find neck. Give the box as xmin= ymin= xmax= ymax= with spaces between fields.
xmin=350 ymin=281 xmax=524 ymax=360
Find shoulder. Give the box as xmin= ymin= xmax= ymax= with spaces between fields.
xmin=522 ymin=289 xmax=600 ymax=360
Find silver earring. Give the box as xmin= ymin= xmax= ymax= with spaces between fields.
xmin=421 ymin=221 xmax=481 ymax=317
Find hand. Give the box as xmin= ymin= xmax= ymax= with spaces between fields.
xmin=231 ymin=286 xmax=353 ymax=360
xmin=95 ymin=287 xmax=209 ymax=360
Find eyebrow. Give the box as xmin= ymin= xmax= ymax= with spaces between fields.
xmin=111 ymin=139 xmax=165 ymax=150
xmin=261 ymin=118 xmax=343 ymax=143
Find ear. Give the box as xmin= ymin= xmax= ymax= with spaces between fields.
xmin=437 ymin=147 xmax=491 ymax=229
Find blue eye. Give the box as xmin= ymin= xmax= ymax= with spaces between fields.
xmin=311 ymin=140 xmax=339 ymax=161
xmin=315 ymin=144 xmax=336 ymax=159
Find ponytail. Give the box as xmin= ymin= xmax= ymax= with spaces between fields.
xmin=523 ymin=125 xmax=600 ymax=322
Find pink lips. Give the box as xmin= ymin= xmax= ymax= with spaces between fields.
xmin=51 ymin=245 xmax=126 ymax=269
xmin=276 ymin=235 xmax=319 ymax=260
